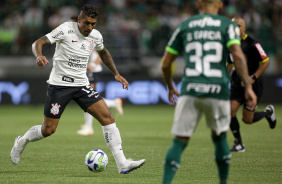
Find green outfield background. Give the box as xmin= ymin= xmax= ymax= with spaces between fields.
xmin=0 ymin=104 xmax=281 ymax=184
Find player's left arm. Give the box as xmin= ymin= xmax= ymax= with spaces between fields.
xmin=97 ymin=47 xmax=128 ymax=90
xmin=252 ymin=59 xmax=270 ymax=80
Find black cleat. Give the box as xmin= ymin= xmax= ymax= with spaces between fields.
xmin=230 ymin=140 xmax=245 ymax=152
xmin=265 ymin=105 xmax=276 ymax=129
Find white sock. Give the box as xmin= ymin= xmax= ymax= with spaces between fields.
xmin=102 ymin=123 xmax=126 ymax=167
xmin=18 ymin=125 xmax=44 ymax=146
xmin=104 ymin=98 xmax=117 ymax=108
xmin=84 ymin=112 xmax=93 ymax=129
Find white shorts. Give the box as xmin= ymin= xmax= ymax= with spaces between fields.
xmin=172 ymin=95 xmax=230 ymax=137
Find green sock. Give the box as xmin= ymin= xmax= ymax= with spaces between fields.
xmin=212 ymin=134 xmax=231 ymax=184
xmin=162 ymin=138 xmax=187 ymax=184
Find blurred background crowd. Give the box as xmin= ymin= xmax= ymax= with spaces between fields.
xmin=0 ymin=0 xmax=281 ymax=75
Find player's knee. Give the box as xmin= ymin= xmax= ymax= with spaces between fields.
xmin=101 ymin=112 xmax=115 ymax=125
xmin=107 ymin=113 xmax=115 ymax=123
xmin=41 ymin=125 xmax=56 ymax=137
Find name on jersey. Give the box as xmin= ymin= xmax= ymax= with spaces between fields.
xmin=187 ymin=31 xmax=221 ymax=41
xmin=187 ymin=83 xmax=221 ymax=94
xmin=189 ymin=17 xmax=221 ymax=28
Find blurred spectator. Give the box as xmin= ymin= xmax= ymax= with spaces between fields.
xmin=0 ymin=0 xmax=281 ymax=74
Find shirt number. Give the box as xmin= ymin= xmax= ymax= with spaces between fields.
xmin=185 ymin=41 xmax=223 ymax=77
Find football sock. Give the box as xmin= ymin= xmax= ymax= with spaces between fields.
xmin=18 ymin=125 xmax=44 ymax=146
xmin=84 ymin=112 xmax=93 ymax=129
xmin=162 ymin=138 xmax=187 ymax=184
xmin=212 ymin=134 xmax=231 ymax=184
xmin=230 ymin=116 xmax=243 ymax=144
xmin=102 ymin=123 xmax=126 ymax=167
xmin=103 ymin=98 xmax=116 ymax=108
xmin=252 ymin=111 xmax=270 ymax=123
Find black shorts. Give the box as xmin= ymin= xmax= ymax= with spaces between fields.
xmin=44 ymin=84 xmax=103 ymax=119
xmin=87 ymin=72 xmax=101 ymax=85
xmin=230 ymin=79 xmax=263 ymax=106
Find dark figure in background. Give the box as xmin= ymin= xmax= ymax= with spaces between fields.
xmin=227 ymin=17 xmax=277 ymax=152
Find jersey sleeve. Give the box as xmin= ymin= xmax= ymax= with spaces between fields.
xmin=165 ymin=27 xmax=183 ymax=55
xmin=253 ymin=42 xmax=269 ymax=63
xmin=226 ymin=21 xmax=241 ymax=49
xmin=92 ymin=30 xmax=104 ymax=51
xmin=45 ymin=22 xmax=67 ymax=44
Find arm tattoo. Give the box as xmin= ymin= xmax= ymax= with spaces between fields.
xmin=41 ymin=36 xmax=51 ymax=46
xmin=98 ymin=48 xmax=119 ymax=75
xmin=32 ymin=36 xmax=51 ymax=57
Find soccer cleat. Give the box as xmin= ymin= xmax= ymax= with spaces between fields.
xmin=77 ymin=124 xmax=94 ymax=136
xmin=264 ymin=105 xmax=276 ymax=129
xmin=230 ymin=141 xmax=245 ymax=152
xmin=10 ymin=136 xmax=25 ymax=164
xmin=114 ymin=98 xmax=124 ymax=116
xmin=118 ymin=158 xmax=146 ymax=174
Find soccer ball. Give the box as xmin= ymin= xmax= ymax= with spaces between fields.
xmin=85 ymin=149 xmax=109 ymax=172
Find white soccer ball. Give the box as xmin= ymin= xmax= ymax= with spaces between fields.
xmin=85 ymin=149 xmax=109 ymax=172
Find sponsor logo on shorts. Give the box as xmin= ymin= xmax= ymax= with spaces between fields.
xmin=62 ymin=76 xmax=74 ymax=83
xmin=187 ymin=83 xmax=221 ymax=94
xmin=50 ymin=103 xmax=61 ymax=115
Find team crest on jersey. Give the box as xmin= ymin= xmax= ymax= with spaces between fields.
xmin=50 ymin=103 xmax=61 ymax=115
xmin=88 ymin=40 xmax=95 ymax=51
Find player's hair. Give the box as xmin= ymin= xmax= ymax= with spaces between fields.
xmin=81 ymin=4 xmax=99 ymax=19
xmin=70 ymin=16 xmax=78 ymax=22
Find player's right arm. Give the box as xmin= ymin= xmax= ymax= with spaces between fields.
xmin=161 ymin=50 xmax=179 ymax=105
xmin=32 ymin=36 xmax=51 ymax=68
xmin=229 ymin=44 xmax=257 ymax=110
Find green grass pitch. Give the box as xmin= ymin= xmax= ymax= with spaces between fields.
xmin=0 ymin=104 xmax=281 ymax=184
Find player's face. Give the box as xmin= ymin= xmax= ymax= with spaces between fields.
xmin=78 ymin=16 xmax=97 ymax=36
xmin=233 ymin=19 xmax=246 ymax=39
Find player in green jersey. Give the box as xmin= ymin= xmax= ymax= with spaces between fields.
xmin=161 ymin=0 xmax=257 ymax=184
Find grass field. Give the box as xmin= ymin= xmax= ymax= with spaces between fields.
xmin=0 ymin=104 xmax=281 ymax=184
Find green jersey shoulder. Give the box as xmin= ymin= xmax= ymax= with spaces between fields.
xmin=166 ymin=14 xmax=240 ymax=100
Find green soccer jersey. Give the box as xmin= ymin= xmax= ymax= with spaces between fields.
xmin=166 ymin=13 xmax=240 ymax=100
